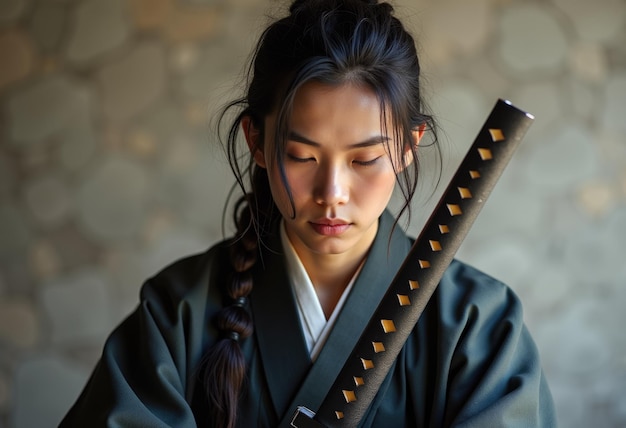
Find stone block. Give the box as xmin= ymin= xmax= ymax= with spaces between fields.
xmin=12 ymin=355 xmax=89 ymax=428
xmin=40 ymin=268 xmax=112 ymax=345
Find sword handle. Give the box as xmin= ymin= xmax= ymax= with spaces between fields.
xmin=294 ymin=99 xmax=534 ymax=427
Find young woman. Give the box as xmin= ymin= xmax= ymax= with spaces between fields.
xmin=61 ymin=0 xmax=556 ymax=427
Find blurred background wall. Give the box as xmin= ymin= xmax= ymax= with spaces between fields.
xmin=0 ymin=0 xmax=625 ymax=426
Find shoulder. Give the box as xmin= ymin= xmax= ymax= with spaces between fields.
xmin=402 ymin=231 xmax=522 ymax=327
xmin=437 ymin=259 xmax=522 ymax=321
xmin=422 ymin=258 xmax=528 ymax=350
xmin=147 ymin=240 xmax=231 ymax=288
xmin=137 ymin=239 xmax=234 ymax=318
xmin=442 ymin=258 xmax=511 ymax=294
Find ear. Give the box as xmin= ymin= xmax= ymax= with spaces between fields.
xmin=400 ymin=123 xmax=425 ymax=170
xmin=241 ymin=116 xmax=266 ymax=168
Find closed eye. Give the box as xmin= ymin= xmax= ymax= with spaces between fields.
xmin=287 ymin=153 xmax=315 ymax=163
xmin=353 ymin=156 xmax=382 ymax=166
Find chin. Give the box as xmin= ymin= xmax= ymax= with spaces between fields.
xmin=306 ymin=237 xmax=356 ymax=256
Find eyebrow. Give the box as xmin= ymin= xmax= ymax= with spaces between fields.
xmin=287 ymin=131 xmax=390 ymax=148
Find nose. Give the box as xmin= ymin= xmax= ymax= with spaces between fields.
xmin=313 ymin=162 xmax=350 ymax=206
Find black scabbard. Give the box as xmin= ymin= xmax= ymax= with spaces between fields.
xmin=291 ymin=99 xmax=534 ymax=427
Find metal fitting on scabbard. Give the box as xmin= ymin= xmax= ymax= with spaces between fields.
xmin=291 ymin=407 xmax=325 ymax=428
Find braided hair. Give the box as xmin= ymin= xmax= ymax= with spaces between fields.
xmin=202 ymin=1 xmax=438 ymax=427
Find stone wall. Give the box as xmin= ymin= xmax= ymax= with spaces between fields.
xmin=1 ymin=0 xmax=625 ymax=427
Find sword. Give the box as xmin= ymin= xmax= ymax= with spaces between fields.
xmin=290 ymin=99 xmax=534 ymax=427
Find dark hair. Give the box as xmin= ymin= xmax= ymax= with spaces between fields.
xmin=203 ymin=1 xmax=438 ymax=427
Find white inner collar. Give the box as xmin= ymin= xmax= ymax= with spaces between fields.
xmin=280 ymin=221 xmax=361 ymax=361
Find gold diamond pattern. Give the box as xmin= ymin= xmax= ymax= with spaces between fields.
xmin=354 ymin=376 xmax=364 ymax=387
xmin=409 ymin=279 xmax=419 ymax=290
xmin=342 ymin=390 xmax=357 ymax=403
xmin=361 ymin=358 xmax=374 ymax=369
xmin=439 ymin=224 xmax=450 ymax=234
xmin=397 ymin=294 xmax=410 ymax=306
xmin=372 ymin=341 xmax=386 ymax=353
xmin=429 ymin=240 xmax=442 ymax=251
xmin=458 ymin=187 xmax=472 ymax=199
xmin=381 ymin=319 xmax=397 ymax=333
xmin=469 ymin=170 xmax=481 ymax=179
xmin=478 ymin=148 xmax=493 ymax=160
xmin=418 ymin=259 xmax=431 ymax=268
xmin=489 ymin=128 xmax=505 ymax=142
xmin=447 ymin=204 xmax=462 ymax=216
xmin=335 ymin=411 xmax=344 ymax=420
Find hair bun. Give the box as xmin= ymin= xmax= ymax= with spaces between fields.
xmin=290 ymin=0 xmax=380 ymax=14
xmin=289 ymin=0 xmax=307 ymax=14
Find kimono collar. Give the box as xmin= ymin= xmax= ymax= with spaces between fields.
xmin=249 ymin=210 xmax=412 ymax=423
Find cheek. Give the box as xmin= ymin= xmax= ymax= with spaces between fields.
xmin=267 ymin=166 xmax=308 ymax=217
xmin=368 ymin=175 xmax=396 ymax=205
xmin=356 ymin=166 xmax=397 ymax=202
xmin=266 ymin=167 xmax=288 ymax=208
xmin=283 ymin=169 xmax=314 ymax=211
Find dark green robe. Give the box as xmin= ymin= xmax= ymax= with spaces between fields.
xmin=61 ymin=212 xmax=556 ymax=427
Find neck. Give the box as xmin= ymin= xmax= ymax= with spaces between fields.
xmin=281 ymin=217 xmax=381 ymax=318
xmin=299 ymin=249 xmax=368 ymax=319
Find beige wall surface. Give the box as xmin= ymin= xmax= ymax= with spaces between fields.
xmin=1 ymin=0 xmax=625 ymax=426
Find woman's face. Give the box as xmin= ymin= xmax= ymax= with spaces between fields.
xmin=245 ymin=81 xmax=417 ymax=262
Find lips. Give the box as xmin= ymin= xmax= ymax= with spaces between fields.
xmin=309 ymin=218 xmax=351 ymax=236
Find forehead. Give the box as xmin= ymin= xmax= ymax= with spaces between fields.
xmin=288 ymin=81 xmax=389 ymax=141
